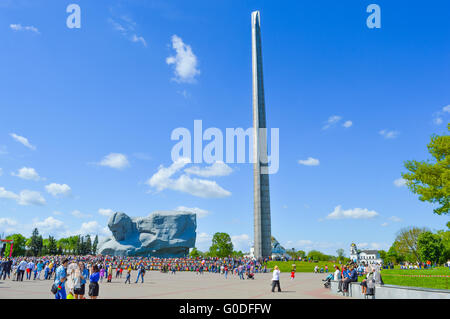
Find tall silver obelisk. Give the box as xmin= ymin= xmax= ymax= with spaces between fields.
xmin=252 ymin=10 xmax=272 ymax=258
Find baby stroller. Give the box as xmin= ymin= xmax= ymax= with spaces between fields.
xmin=322 ymin=273 xmax=333 ymax=288
xmin=246 ymin=272 xmax=255 ymax=280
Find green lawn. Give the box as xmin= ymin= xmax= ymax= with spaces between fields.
xmin=380 ymin=267 xmax=450 ymax=290
xmin=266 ymin=261 xmax=338 ymax=273
xmin=265 ymin=261 xmax=450 ymax=290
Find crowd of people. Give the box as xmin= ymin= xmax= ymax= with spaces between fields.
xmin=0 ymin=255 xmax=269 ymax=299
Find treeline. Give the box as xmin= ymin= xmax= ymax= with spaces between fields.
xmin=379 ymin=224 xmax=450 ymax=265
xmin=3 ymin=228 xmax=99 ymax=257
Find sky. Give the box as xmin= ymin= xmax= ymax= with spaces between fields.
xmin=0 ymin=0 xmax=449 ymax=256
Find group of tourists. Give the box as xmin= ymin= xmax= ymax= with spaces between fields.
xmin=0 ymin=255 xmax=269 ymax=299
xmin=331 ymin=263 xmax=383 ymax=296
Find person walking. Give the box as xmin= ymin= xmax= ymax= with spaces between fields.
xmin=17 ymin=259 xmax=27 ymax=281
xmin=88 ymin=265 xmax=100 ymax=299
xmin=54 ymin=259 xmax=69 ymax=299
xmin=125 ymin=265 xmax=132 ymax=284
xmin=271 ymin=265 xmax=281 ymax=292
xmin=74 ymin=262 xmax=89 ymax=299
xmin=135 ymin=263 xmax=145 ymax=283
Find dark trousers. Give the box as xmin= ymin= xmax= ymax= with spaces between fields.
xmin=271 ymin=280 xmax=281 ymax=292
xmin=17 ymin=270 xmax=25 ymax=281
xmin=343 ymin=278 xmax=356 ymax=291
xmin=338 ymin=279 xmax=343 ymax=291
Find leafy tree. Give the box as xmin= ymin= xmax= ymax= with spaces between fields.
xmin=233 ymin=250 xmax=244 ymax=257
xmin=307 ymin=250 xmax=332 ymax=261
xmin=402 ymin=124 xmax=450 ymax=215
xmin=85 ymin=235 xmax=92 ymax=255
xmin=190 ymin=247 xmax=202 ymax=258
xmin=48 ymin=236 xmax=58 ymax=255
xmin=4 ymin=234 xmax=26 ymax=257
xmin=30 ymin=228 xmax=43 ymax=256
xmin=417 ymin=231 xmax=444 ymax=263
xmin=92 ymin=235 xmax=99 ymax=255
xmin=209 ymin=232 xmax=233 ymax=257
xmin=378 ymin=250 xmax=387 ymax=262
xmin=394 ymin=226 xmax=428 ymax=262
xmin=336 ymin=248 xmax=345 ymax=262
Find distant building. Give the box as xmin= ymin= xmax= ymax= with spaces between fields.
xmin=349 ymin=243 xmax=383 ymax=265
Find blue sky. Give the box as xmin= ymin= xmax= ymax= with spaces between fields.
xmin=0 ymin=0 xmax=449 ymax=255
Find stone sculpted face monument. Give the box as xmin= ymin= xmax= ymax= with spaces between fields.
xmin=98 ymin=211 xmax=196 ymax=257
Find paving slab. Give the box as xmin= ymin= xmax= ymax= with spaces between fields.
xmin=0 ymin=271 xmax=348 ymax=299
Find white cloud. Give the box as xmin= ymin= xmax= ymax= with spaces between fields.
xmin=175 ymin=206 xmax=210 ymax=218
xmin=0 ymin=218 xmax=18 ymax=234
xmin=98 ymin=208 xmax=114 ymax=216
xmin=10 ymin=24 xmax=39 ymax=34
xmin=77 ymin=221 xmax=110 ymax=237
xmin=45 ymin=183 xmax=71 ymax=196
xmin=326 ymin=205 xmax=379 ymax=220
xmin=298 ymin=157 xmax=320 ymax=166
xmin=343 ymin=120 xmax=353 ymax=128
xmin=184 ymin=161 xmax=232 ymax=177
xmin=0 ymin=168 xmax=2 ymax=176
xmin=9 ymin=133 xmax=36 ymax=150
xmin=231 ymin=234 xmax=252 ymax=252
xmin=166 ymin=35 xmax=200 ymax=83
xmin=131 ymin=34 xmax=147 ymax=47
xmin=33 ymin=217 xmax=65 ymax=235
xmin=322 ymin=115 xmax=342 ymax=130
xmin=393 ymin=178 xmax=407 ymax=187
xmin=0 ymin=187 xmax=45 ymax=206
xmin=147 ymin=158 xmax=231 ymax=198
xmin=389 ymin=216 xmax=402 ymax=222
xmin=53 ymin=211 xmax=63 ymax=216
xmin=434 ymin=117 xmax=443 ymax=125
xmin=0 ymin=187 xmax=19 ymax=200
xmin=17 ymin=190 xmax=46 ymax=206
xmin=381 ymin=222 xmax=389 ymax=227
xmin=443 ymin=105 xmax=450 ymax=113
xmin=379 ymin=129 xmax=399 ymax=139
xmin=98 ymin=153 xmax=130 ymax=169
xmin=109 ymin=17 xmax=147 ymax=47
xmin=71 ymin=210 xmax=93 ymax=219
xmin=11 ymin=167 xmax=42 ymax=181
xmin=195 ymin=232 xmax=212 ymax=251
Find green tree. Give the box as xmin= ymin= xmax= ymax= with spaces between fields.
xmin=402 ymin=124 xmax=450 ymax=215
xmin=394 ymin=226 xmax=428 ymax=262
xmin=92 ymin=235 xmax=99 ymax=255
xmin=436 ymin=228 xmax=450 ymax=264
xmin=85 ymin=235 xmax=92 ymax=255
xmin=209 ymin=232 xmax=233 ymax=257
xmin=190 ymin=247 xmax=202 ymax=258
xmin=336 ymin=248 xmax=345 ymax=262
xmin=417 ymin=231 xmax=444 ymax=263
xmin=4 ymin=234 xmax=26 ymax=257
xmin=48 ymin=236 xmax=58 ymax=255
xmin=30 ymin=228 xmax=43 ymax=256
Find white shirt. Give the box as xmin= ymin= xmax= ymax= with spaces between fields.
xmin=272 ymin=269 xmax=280 ymax=281
xmin=334 ymin=269 xmax=340 ymax=280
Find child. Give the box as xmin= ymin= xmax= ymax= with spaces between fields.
xmin=125 ymin=266 xmax=131 ymax=284
xmin=290 ymin=270 xmax=295 ymax=280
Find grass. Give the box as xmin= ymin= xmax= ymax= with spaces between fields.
xmin=381 ymin=267 xmax=450 ymax=290
xmin=265 ymin=261 xmax=450 ymax=290
xmin=266 ymin=261 xmax=337 ymax=273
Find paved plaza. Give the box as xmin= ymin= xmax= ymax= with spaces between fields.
xmin=0 ymin=271 xmax=347 ymax=299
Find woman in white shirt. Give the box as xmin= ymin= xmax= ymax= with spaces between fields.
xmin=271 ymin=265 xmax=281 ymax=292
